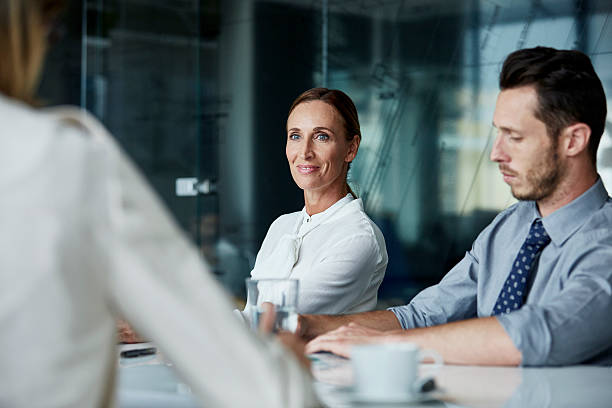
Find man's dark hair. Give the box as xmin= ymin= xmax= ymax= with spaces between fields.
xmin=500 ymin=46 xmax=607 ymax=165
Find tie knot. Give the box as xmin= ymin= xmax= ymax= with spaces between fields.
xmin=525 ymin=219 xmax=550 ymax=247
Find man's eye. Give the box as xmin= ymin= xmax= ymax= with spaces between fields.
xmin=315 ymin=133 xmax=329 ymax=141
xmin=289 ymin=133 xmax=300 ymax=140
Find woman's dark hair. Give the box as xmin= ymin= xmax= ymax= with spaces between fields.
xmin=500 ymin=46 xmax=607 ymax=165
xmin=288 ymin=88 xmax=360 ymax=198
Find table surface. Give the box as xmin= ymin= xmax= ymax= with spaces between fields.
xmin=117 ymin=344 xmax=612 ymax=408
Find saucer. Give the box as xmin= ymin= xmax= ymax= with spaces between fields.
xmin=347 ymin=388 xmax=442 ymax=405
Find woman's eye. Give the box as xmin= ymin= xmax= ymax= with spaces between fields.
xmin=289 ymin=133 xmax=300 ymax=140
xmin=315 ymin=133 xmax=329 ymax=141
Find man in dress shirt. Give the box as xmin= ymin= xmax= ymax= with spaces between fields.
xmin=302 ymin=46 xmax=612 ymax=366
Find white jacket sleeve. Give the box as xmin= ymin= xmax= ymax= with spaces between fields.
xmin=81 ymin=113 xmax=319 ymax=408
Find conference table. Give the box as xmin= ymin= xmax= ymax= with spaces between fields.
xmin=117 ymin=343 xmax=612 ymax=407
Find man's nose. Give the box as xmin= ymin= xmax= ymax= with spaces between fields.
xmin=490 ymin=134 xmax=507 ymax=163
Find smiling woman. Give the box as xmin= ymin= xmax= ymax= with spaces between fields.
xmin=243 ymin=88 xmax=388 ymax=315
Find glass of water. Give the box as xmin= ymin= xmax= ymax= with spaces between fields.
xmin=245 ymin=278 xmax=299 ymax=333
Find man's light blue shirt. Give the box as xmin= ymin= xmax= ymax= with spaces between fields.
xmin=390 ymin=178 xmax=612 ymax=366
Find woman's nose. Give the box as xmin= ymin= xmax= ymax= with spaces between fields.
xmin=299 ymin=139 xmax=314 ymax=159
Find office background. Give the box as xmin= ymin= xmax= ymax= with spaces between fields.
xmin=40 ymin=0 xmax=612 ymax=306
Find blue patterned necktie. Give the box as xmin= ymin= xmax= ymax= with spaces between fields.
xmin=492 ymin=219 xmax=551 ymax=315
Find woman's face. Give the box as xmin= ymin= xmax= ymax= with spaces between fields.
xmin=286 ymin=100 xmax=359 ymax=195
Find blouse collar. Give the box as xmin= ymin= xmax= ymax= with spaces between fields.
xmin=300 ymin=194 xmax=354 ymax=226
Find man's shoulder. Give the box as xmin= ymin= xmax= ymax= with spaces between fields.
xmin=488 ymin=201 xmax=528 ymax=227
xmin=471 ymin=201 xmax=531 ymax=248
xmin=577 ymin=196 xmax=612 ymax=238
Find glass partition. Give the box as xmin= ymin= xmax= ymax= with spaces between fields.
xmin=322 ymin=0 xmax=612 ymax=304
xmin=39 ymin=0 xmax=612 ymax=305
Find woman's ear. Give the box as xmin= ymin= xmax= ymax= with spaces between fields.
xmin=345 ymin=135 xmax=361 ymax=162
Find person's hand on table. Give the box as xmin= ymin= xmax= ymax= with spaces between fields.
xmin=305 ymin=322 xmax=388 ymax=358
xmin=295 ymin=313 xmax=344 ymax=341
xmin=259 ymin=303 xmax=311 ymax=369
xmin=117 ymin=319 xmax=146 ymax=343
xmin=295 ymin=314 xmax=310 ymax=340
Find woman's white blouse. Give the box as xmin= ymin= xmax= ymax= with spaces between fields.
xmin=0 ymin=94 xmax=318 ymax=408
xmin=250 ymin=195 xmax=388 ymax=314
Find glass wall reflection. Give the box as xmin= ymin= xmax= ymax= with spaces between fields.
xmin=39 ymin=0 xmax=612 ymax=306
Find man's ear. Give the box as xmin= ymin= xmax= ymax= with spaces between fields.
xmin=345 ymin=134 xmax=361 ymax=162
xmin=561 ymin=123 xmax=591 ymax=158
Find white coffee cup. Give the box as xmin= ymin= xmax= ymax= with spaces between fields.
xmin=350 ymin=343 xmax=442 ymax=402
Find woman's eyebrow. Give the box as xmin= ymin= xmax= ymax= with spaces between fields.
xmin=287 ymin=126 xmax=335 ymax=134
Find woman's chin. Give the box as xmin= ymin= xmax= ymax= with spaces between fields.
xmin=293 ymin=178 xmax=321 ymax=192
xmin=301 ymin=186 xmax=344 ymax=198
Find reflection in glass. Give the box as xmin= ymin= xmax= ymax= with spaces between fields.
xmin=39 ymin=0 xmax=612 ymax=305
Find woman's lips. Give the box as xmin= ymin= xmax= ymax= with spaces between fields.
xmin=297 ymin=165 xmax=320 ymax=174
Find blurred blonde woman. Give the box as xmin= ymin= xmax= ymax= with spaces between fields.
xmin=0 ymin=1 xmax=318 ymax=407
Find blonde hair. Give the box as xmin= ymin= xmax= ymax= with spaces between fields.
xmin=0 ymin=0 xmax=64 ymax=103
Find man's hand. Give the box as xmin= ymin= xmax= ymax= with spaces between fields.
xmin=259 ymin=303 xmax=311 ymax=369
xmin=305 ymin=314 xmax=522 ymax=365
xmin=296 ymin=313 xmax=363 ymax=341
xmin=296 ymin=314 xmax=329 ymax=341
xmin=297 ymin=310 xmax=402 ymax=341
xmin=305 ymin=322 xmax=389 ymax=358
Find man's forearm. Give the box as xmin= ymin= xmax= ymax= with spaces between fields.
xmin=298 ymin=310 xmax=401 ymax=340
xmin=387 ymin=316 xmax=522 ymax=366
xmin=306 ymin=315 xmax=522 ymax=365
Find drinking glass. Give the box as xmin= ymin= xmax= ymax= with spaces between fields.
xmin=245 ymin=278 xmax=299 ymax=332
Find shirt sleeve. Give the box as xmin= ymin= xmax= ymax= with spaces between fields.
xmin=389 ymin=251 xmax=480 ymax=329
xmin=93 ymin=131 xmax=320 ymax=407
xmin=299 ymin=232 xmax=385 ymax=314
xmin=496 ymin=234 xmax=612 ymax=366
xmin=388 ymin=222 xmax=493 ymax=329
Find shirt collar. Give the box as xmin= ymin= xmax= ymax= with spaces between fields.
xmin=536 ymin=178 xmax=609 ymax=245
xmin=301 ymin=193 xmax=354 ymax=224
